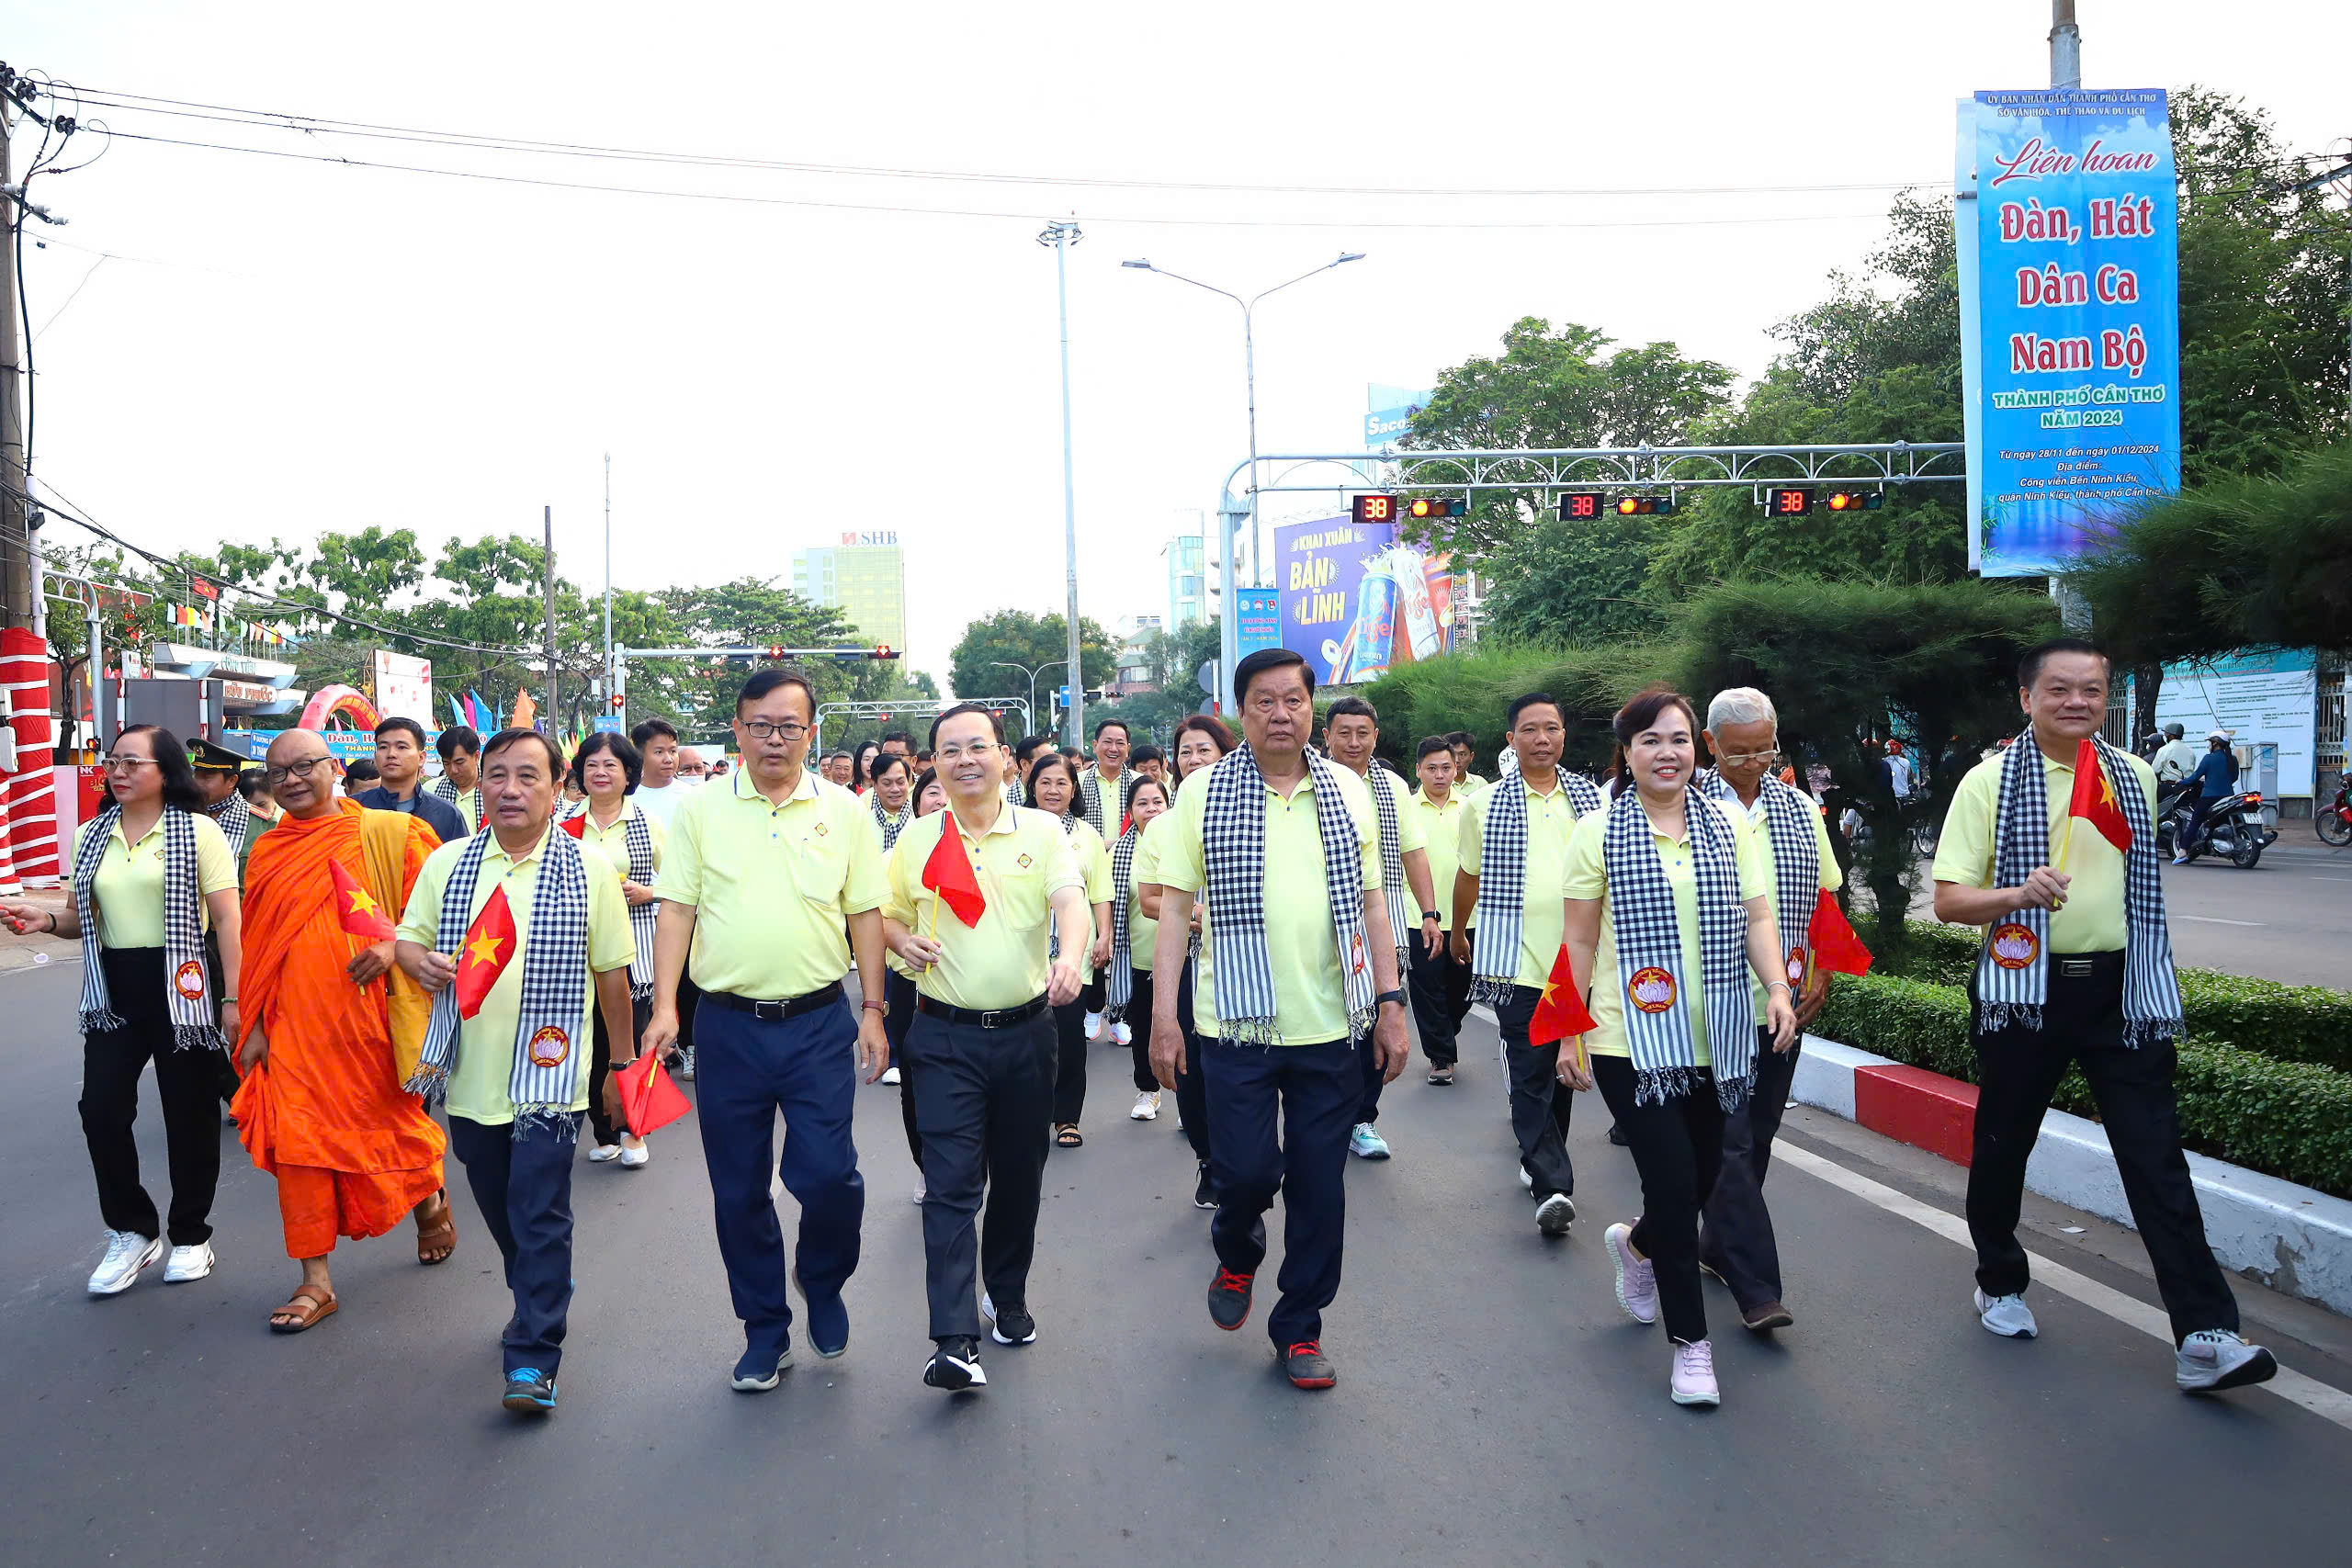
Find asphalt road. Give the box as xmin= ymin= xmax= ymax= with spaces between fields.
xmin=6 ymin=959 xmax=2351 ymax=1568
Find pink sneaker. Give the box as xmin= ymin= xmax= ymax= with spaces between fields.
xmin=1671 ymin=1339 xmax=1720 ymax=1406
xmin=1606 ymin=1223 xmax=1657 ymax=1325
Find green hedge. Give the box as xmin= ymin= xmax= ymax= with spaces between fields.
xmin=1877 ymin=920 xmax=2352 ymax=1074
xmin=1814 ymin=971 xmax=2352 ymax=1199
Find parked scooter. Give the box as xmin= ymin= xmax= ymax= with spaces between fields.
xmin=2318 ymin=777 xmax=2352 ymax=847
xmin=2159 ymin=788 xmax=2278 ymax=868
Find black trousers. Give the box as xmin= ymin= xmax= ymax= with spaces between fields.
xmin=1407 ymin=934 xmax=1473 ymax=1066
xmin=448 ymin=1111 xmax=582 ymax=1377
xmin=882 ymin=969 xmax=922 ymax=1168
xmin=585 ymin=995 xmax=654 ymax=1146
xmin=1051 ymin=998 xmax=1089 ymax=1126
xmin=80 ymin=948 xmax=223 ymax=1247
xmin=1172 ymin=956 xmax=1212 ymax=1167
xmin=1698 ymin=1029 xmax=1800 ymax=1312
xmin=904 ymin=1007 xmax=1057 ymax=1340
xmin=1080 ymin=974 xmax=1107 ymax=1016
xmin=1204 ymin=1035 xmax=1358 ymax=1347
xmin=1497 ymin=984 xmax=1577 ymax=1201
xmin=1125 ymin=968 xmax=1159 ymax=1094
xmin=1592 ymin=1055 xmax=1725 ymax=1346
xmin=1968 ymin=953 xmax=2237 ymax=1344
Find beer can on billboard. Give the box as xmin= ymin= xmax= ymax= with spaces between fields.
xmin=1389 ymin=548 xmax=1443 ymax=662
xmin=1345 ymin=571 xmax=1399 ymax=683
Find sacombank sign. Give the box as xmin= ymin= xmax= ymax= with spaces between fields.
xmin=840 ymin=530 xmax=899 ymax=547
xmin=1363 ymin=385 xmax=1435 ymax=447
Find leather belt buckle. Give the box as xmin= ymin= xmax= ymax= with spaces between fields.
xmin=753 ymin=998 xmax=788 ymax=1021
xmin=2056 ymin=957 xmax=2095 ymax=979
xmin=980 ymin=1008 xmax=1017 ymax=1029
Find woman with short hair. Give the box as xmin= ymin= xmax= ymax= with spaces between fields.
xmin=1141 ymin=715 xmax=1235 ymax=1208
xmin=565 ymin=730 xmax=664 ymax=1168
xmin=1110 ymin=773 xmax=1174 ymax=1122
xmin=1028 ymin=753 xmax=1114 ymax=1148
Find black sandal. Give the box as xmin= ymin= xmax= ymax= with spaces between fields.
xmin=1055 ymin=1124 xmax=1084 ymax=1148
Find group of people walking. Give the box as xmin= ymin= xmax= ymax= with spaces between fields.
xmin=2 ymin=634 xmax=2277 ymax=1416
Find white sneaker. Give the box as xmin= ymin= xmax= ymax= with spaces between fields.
xmin=910 ymin=1182 xmax=927 ymax=1206
xmin=587 ymin=1144 xmax=623 ymax=1163
xmin=1130 ymin=1090 xmax=1160 ymax=1121
xmin=1348 ymin=1122 xmax=1392 ymax=1160
xmin=1083 ymin=1011 xmax=1104 ymax=1040
xmin=1171 ymin=1104 xmax=1184 ymax=1132
xmin=163 ymin=1241 xmax=215 ymax=1283
xmin=618 ymin=1143 xmax=650 ymax=1168
xmin=87 ymin=1230 xmax=161 ymax=1295
xmin=880 ymin=1066 xmax=901 ymax=1086
xmin=1670 ymin=1339 xmax=1721 ymax=1406
xmin=1535 ymin=1192 xmax=1576 ymax=1236
xmin=1973 ymin=1288 xmax=2038 ymax=1338
xmin=1517 ymin=1164 xmax=1535 ymax=1193
xmin=1112 ymin=1020 xmax=1133 ymax=1046
xmin=2176 ymin=1328 xmax=2278 ymax=1393
xmin=1606 ymin=1223 xmax=1657 ymax=1325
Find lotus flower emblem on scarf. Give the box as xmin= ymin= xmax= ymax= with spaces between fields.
xmin=1990 ymin=922 xmax=2040 ymax=970
xmin=1627 ymin=966 xmax=1678 ymax=1013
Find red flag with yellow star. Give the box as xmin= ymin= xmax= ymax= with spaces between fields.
xmin=2066 ymin=738 xmax=2133 ymax=854
xmin=1527 ymin=944 xmax=1599 ymax=1047
xmin=328 ymin=857 xmax=399 ymax=942
xmin=453 ymin=884 xmax=517 ymax=1020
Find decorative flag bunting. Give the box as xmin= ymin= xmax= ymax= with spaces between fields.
xmin=329 ymin=858 xmax=399 ymax=942
xmin=452 ymin=884 xmax=518 ymax=1019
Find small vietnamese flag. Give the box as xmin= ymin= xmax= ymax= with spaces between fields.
xmin=328 ymin=858 xmax=398 ymax=942
xmin=559 ymin=812 xmax=588 ymax=840
xmin=453 ymin=884 xmax=518 ymax=1019
xmin=1806 ymin=888 xmax=1873 ymax=977
xmin=1528 ymin=944 xmax=1599 ymax=1046
xmin=2066 ymin=737 xmax=2134 ymax=854
xmin=921 ymin=816 xmax=988 ymax=929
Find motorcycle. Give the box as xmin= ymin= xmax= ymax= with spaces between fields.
xmin=2318 ymin=777 xmax=2351 ymax=847
xmin=2159 ymin=788 xmax=2278 ymax=868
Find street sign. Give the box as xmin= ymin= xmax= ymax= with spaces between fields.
xmin=593 ymin=716 xmax=622 ymax=733
xmin=1236 ymin=588 xmax=1280 ymax=658
xmin=1196 ymin=662 xmax=1217 ymax=692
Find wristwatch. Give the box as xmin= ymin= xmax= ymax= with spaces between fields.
xmin=863 ymin=998 xmax=888 ymax=1017
xmin=1375 ymin=987 xmax=1408 ymax=1010
xmin=1420 ymin=910 xmax=1442 ymax=924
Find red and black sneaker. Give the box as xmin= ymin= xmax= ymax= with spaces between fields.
xmin=1283 ymin=1340 xmax=1337 ymax=1390
xmin=1206 ymin=1266 xmax=1254 ymax=1331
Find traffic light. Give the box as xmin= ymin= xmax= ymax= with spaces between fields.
xmin=1407 ymin=497 xmax=1466 ymax=521
xmin=1561 ymin=492 xmax=1674 ymax=518
xmin=1765 ymin=488 xmax=1814 ymax=517
xmin=1560 ymin=493 xmax=1602 ymax=521
xmin=762 ymin=644 xmax=787 ymax=658
xmin=1824 ymin=490 xmax=1883 ymax=512
xmin=872 ymin=644 xmax=899 ymax=660
xmin=609 ymin=693 xmax=625 ymax=710
xmin=1351 ymin=494 xmax=1397 ymax=525
xmin=1611 ymin=494 xmax=1677 ymax=516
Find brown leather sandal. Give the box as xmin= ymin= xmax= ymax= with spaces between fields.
xmin=415 ymin=1190 xmax=457 ymax=1266
xmin=268 ymin=1287 xmax=338 ymax=1334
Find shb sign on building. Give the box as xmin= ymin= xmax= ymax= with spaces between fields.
xmin=840 ymin=530 xmax=899 ymax=547
xmin=1957 ymin=87 xmax=2181 ymax=578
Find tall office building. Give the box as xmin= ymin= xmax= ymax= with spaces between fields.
xmin=792 ymin=532 xmax=907 ymax=650
xmin=1165 ymin=531 xmax=1206 ymax=630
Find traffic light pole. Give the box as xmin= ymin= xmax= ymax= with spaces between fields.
xmin=1040 ymin=220 xmax=1085 ymax=753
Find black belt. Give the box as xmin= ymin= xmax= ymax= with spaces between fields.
xmin=2051 ymin=950 xmax=2123 ymax=982
xmin=704 ymin=981 xmax=843 ymax=1022
xmin=914 ymin=994 xmax=1049 ymax=1030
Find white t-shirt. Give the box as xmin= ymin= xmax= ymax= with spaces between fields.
xmin=632 ymin=778 xmax=692 ymax=829
xmin=1887 ymin=754 xmax=1913 ymax=797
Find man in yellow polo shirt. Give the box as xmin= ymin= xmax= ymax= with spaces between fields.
xmin=395 ymin=729 xmax=637 ymax=1416
xmin=883 ymin=704 xmax=1086 ymax=1393
xmin=1408 ymin=737 xmax=1473 ymax=1085
xmin=1933 ymin=638 xmax=2273 ymax=1394
xmin=1149 ymin=648 xmax=1409 ymax=1393
xmin=645 ymin=666 xmax=890 ymax=1394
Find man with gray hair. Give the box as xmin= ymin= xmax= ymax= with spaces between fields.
xmin=1692 ymin=685 xmax=1843 ymax=1332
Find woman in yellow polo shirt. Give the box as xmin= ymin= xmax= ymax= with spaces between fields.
xmin=1111 ymin=774 xmax=1172 ymax=1122
xmin=4 ymin=725 xmax=243 ymax=1296
xmin=1027 ymin=753 xmax=1114 ymax=1147
xmin=1557 ymin=688 xmax=1794 ymax=1410
xmin=1140 ymin=714 xmax=1236 ymax=1208
xmin=565 ymin=731 xmax=666 ymax=1168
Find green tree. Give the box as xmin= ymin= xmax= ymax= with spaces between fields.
xmin=1480 ymin=512 xmax=1665 ymax=647
xmin=947 ymin=610 xmax=1116 ymax=724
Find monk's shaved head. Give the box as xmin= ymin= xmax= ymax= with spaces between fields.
xmin=266 ymin=728 xmax=342 ymax=817
xmin=266 ymin=729 xmax=334 ymax=763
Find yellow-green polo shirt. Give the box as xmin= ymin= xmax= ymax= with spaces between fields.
xmin=1932 ymin=746 xmax=2153 ymax=953
xmin=397 ymin=824 xmax=636 ymax=1125
xmin=884 ymin=803 xmax=1082 ymax=1010
xmin=658 ymin=766 xmax=887 ymax=999
xmin=1458 ymin=777 xmax=1597 ymax=987
xmin=1561 ymin=796 xmax=1768 ymax=1061
xmin=571 ymin=802 xmax=666 ymax=886
xmin=1412 ymin=791 xmax=1471 ymax=931
xmin=1058 ymin=817 xmax=1115 ymax=979
xmin=76 ymin=813 xmax=239 ymax=950
xmin=1125 ymin=820 xmax=1163 ymax=971
xmin=1733 ymin=788 xmax=1842 ymax=1013
xmin=1153 ymin=761 xmax=1380 ymax=1046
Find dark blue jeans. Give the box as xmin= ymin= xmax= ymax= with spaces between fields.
xmin=1203 ymin=1035 xmax=1358 ymax=1348
xmin=447 ymin=1112 xmax=582 ymax=1377
xmin=694 ymin=995 xmax=865 ymax=1348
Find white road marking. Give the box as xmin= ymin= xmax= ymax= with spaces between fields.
xmin=2306 ymin=876 xmax=2352 ymax=885
xmin=1774 ymin=1142 xmax=2352 ymax=1431
xmin=2172 ymin=914 xmax=2266 ymax=927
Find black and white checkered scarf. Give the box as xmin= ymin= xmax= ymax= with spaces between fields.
xmin=1104 ymin=822 xmax=1145 ymax=1021
xmin=205 ymin=793 xmax=254 ymax=864
xmin=1079 ymin=765 xmax=1131 ymax=841
xmin=1698 ymin=768 xmax=1819 ymax=979
xmin=1469 ymin=770 xmax=1603 ymax=1003
xmin=1201 ymin=744 xmax=1374 ymax=1044
xmin=72 ymin=805 xmax=221 ymax=1050
xmin=1047 ymin=811 xmax=1083 ymax=963
xmin=1600 ymin=785 xmax=1752 ymax=1110
xmin=564 ymin=800 xmax=659 ymax=999
xmin=405 ymin=824 xmax=594 ymax=1140
xmin=1361 ymin=762 xmax=1415 ymax=974
xmin=870 ymin=791 xmax=912 ymax=852
xmin=431 ymin=774 xmax=482 ymax=831
xmin=1973 ymin=729 xmax=2180 ymax=1043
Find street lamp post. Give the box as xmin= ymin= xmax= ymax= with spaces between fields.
xmin=1040 ymin=220 xmax=1086 ymax=750
xmin=991 ymin=659 xmax=1068 ymax=738
xmin=1121 ymin=253 xmax=1363 ymax=712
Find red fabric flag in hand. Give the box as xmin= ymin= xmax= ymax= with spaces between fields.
xmin=616 ymin=1051 xmax=692 ymax=1136
xmin=1528 ymin=944 xmax=1599 ymax=1047
xmin=1806 ymin=888 xmax=1873 ymax=977
xmin=453 ymin=884 xmax=518 ymax=1020
xmin=922 ymin=818 xmax=988 ymax=929
xmin=2066 ymin=737 xmax=2134 ymax=854
xmin=329 ymin=858 xmax=398 ymax=942
xmin=559 ymin=813 xmax=588 ymax=840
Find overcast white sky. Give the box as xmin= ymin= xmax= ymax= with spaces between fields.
xmin=11 ymin=2 xmax=2344 ymax=691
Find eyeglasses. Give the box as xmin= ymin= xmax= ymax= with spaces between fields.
xmin=1716 ymin=750 xmax=1781 ymax=768
xmin=100 ymin=755 xmax=158 ymax=773
xmin=934 ymin=740 xmax=998 ymax=763
xmin=737 ymin=719 xmax=807 ymax=741
xmin=262 ymin=756 xmax=332 ymax=785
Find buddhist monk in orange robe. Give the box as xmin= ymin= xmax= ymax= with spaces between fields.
xmin=232 ymin=728 xmax=454 ymax=1333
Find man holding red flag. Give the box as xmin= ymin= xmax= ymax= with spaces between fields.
xmin=397 ymin=728 xmax=638 ymax=1417
xmin=883 ymin=703 xmax=1086 ymax=1393
xmin=231 ymin=728 xmax=454 ymax=1336
xmin=1933 ymin=638 xmax=2274 ymax=1394
xmin=1694 ymin=687 xmax=1849 ymax=1332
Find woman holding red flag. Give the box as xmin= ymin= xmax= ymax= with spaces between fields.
xmin=1557 ymin=687 xmax=1795 ymax=1409
xmin=563 ymin=731 xmax=665 ymax=1169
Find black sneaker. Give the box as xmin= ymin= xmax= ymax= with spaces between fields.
xmin=731 ymin=1338 xmax=793 ymax=1392
xmin=501 ymin=1368 xmax=558 ymax=1415
xmin=923 ymin=1336 xmax=988 ymax=1391
xmin=1193 ymin=1160 xmax=1218 ymax=1212
xmin=1207 ymin=1266 xmax=1254 ymax=1331
xmin=1283 ymin=1340 xmax=1337 ymax=1390
xmin=987 ymin=1299 xmax=1037 ymax=1347
xmin=1607 ymin=1122 xmax=1631 ymax=1147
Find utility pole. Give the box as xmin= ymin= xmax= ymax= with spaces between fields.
xmin=542 ymin=504 xmax=558 ymax=730
xmin=602 ymin=454 xmax=613 ymax=725
xmin=1040 ymin=219 xmax=1084 ymax=750
xmin=0 ymin=95 xmax=29 ymax=633
xmin=2049 ymin=1 xmax=2082 ymax=92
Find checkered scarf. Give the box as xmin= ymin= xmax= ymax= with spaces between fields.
xmin=205 ymin=793 xmax=254 ymax=863
xmin=406 ymin=825 xmax=594 ymax=1140
xmin=1973 ymin=729 xmax=2180 ymax=1043
xmin=1079 ymin=765 xmax=1131 ymax=841
xmin=1047 ymin=812 xmax=1082 ymax=962
xmin=1200 ymin=744 xmax=1374 ymax=1044
xmin=1601 ymin=785 xmax=1753 ymax=1110
xmin=431 ymin=774 xmax=482 ymax=831
xmin=1103 ymin=822 xmax=1145 ymax=1021
xmin=1699 ymin=768 xmax=1819 ymax=978
xmin=1469 ymin=770 xmax=1603 ymax=1003
xmin=565 ymin=801 xmax=659 ymax=999
xmin=72 ymin=805 xmax=221 ymax=1050
xmin=870 ymin=791 xmax=912 ymax=852
xmin=1360 ymin=762 xmax=1415 ymax=974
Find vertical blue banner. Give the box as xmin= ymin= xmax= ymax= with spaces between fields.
xmin=1965 ymin=88 xmax=2180 ymax=577
xmin=1234 ymin=588 xmax=1282 ymax=660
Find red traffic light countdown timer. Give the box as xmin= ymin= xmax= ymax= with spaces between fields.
xmin=1352 ymin=495 xmax=1464 ymax=525
xmin=1558 ymin=494 xmax=1675 ymax=519
xmin=1763 ymin=489 xmax=1883 ymax=516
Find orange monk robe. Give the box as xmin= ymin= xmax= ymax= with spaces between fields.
xmin=232 ymin=798 xmax=447 ymax=1258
